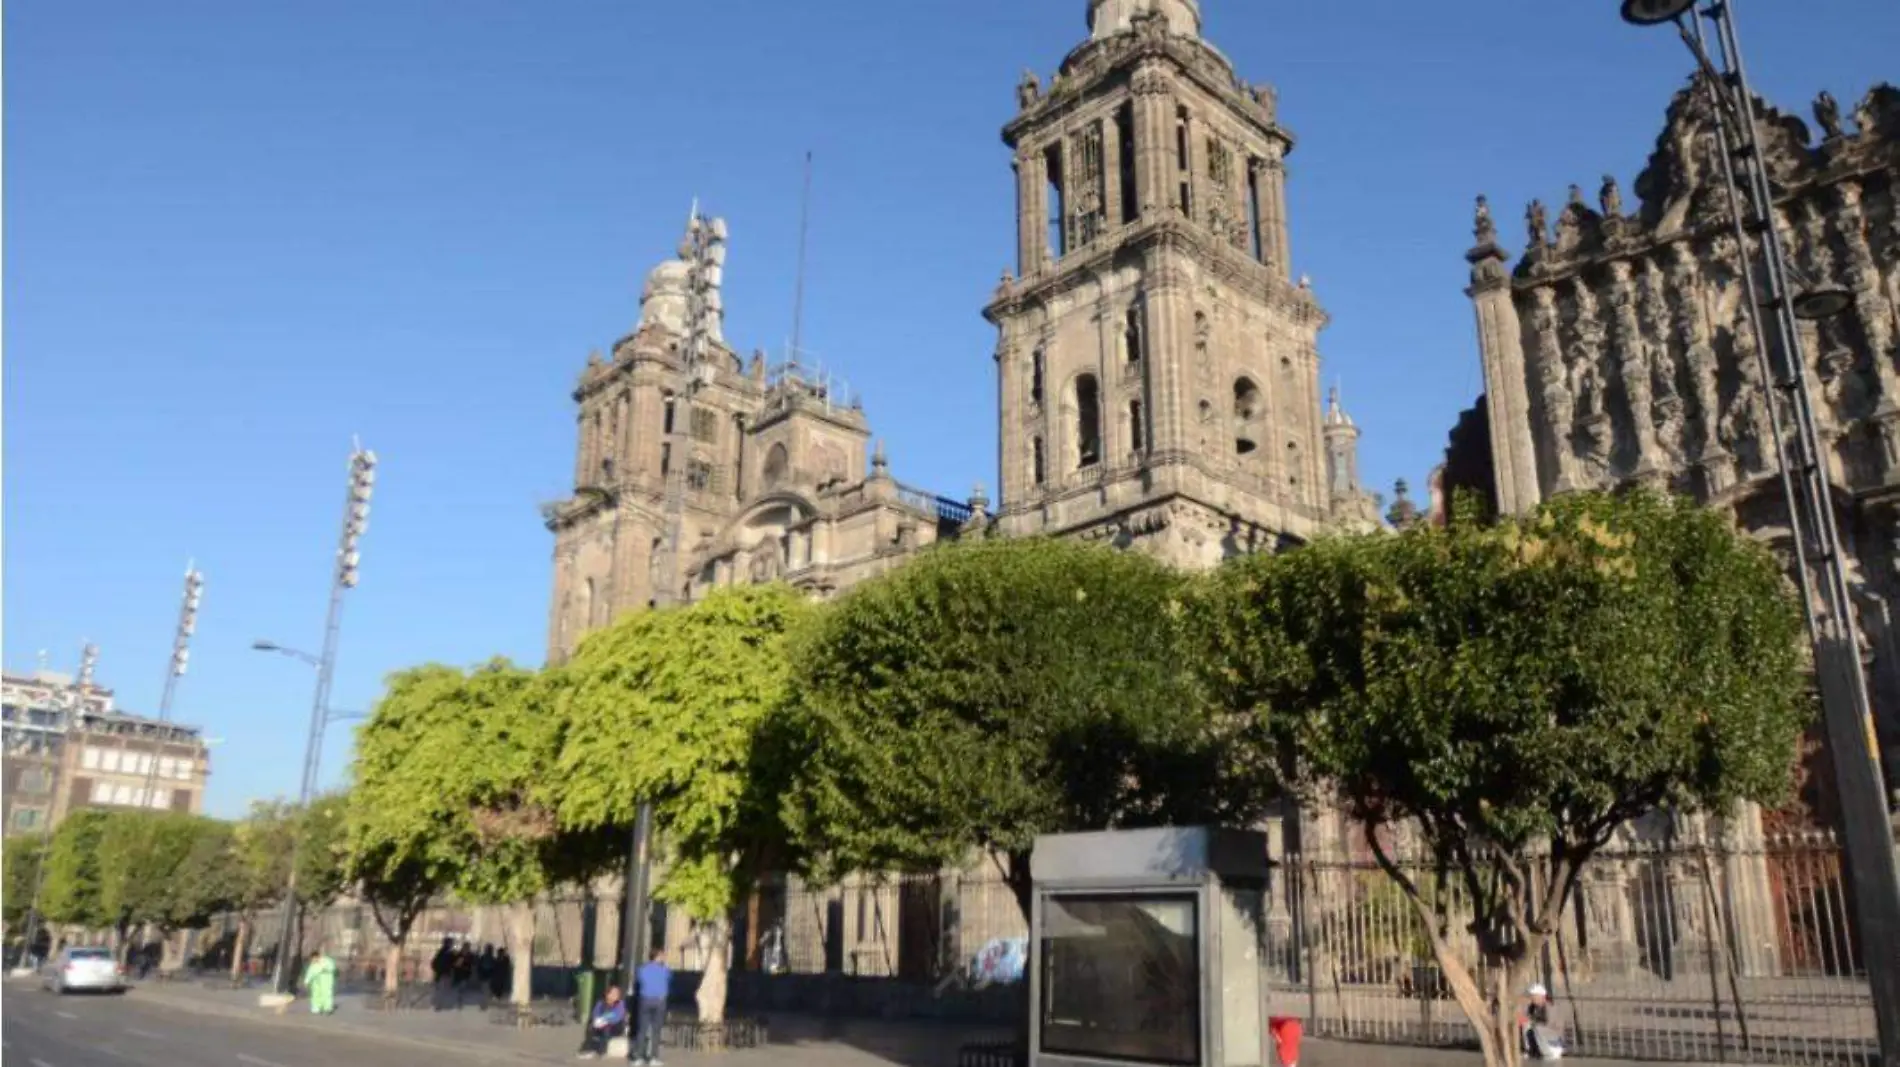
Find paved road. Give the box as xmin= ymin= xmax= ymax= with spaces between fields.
xmin=1 ymin=985 xmax=530 ymax=1067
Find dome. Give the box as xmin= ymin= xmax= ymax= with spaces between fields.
xmin=638 ymin=259 xmax=691 ymax=334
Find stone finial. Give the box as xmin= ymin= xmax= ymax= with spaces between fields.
xmin=1526 ymin=200 xmax=1550 ymax=249
xmin=1567 ymin=184 xmax=1587 ymax=211
xmin=970 ymin=481 xmax=990 ymax=515
xmin=1599 ymin=174 xmax=1624 ymax=219
xmin=1814 ymin=90 xmax=1845 ymax=141
xmin=586 ymin=349 xmax=603 ymax=367
xmin=1017 ymin=69 xmax=1042 ymax=110
xmin=1473 ymin=195 xmax=1497 ymax=246
xmin=871 ymin=439 xmax=889 ymax=477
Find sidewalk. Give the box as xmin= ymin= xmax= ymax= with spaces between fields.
xmin=115 ymin=976 xmax=1719 ymax=1067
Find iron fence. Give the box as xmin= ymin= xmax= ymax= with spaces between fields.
xmin=1266 ymin=831 xmax=1882 ymax=1066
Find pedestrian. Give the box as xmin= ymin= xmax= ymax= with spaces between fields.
xmin=452 ymin=940 xmax=476 ymax=1007
xmin=430 ymin=936 xmax=454 ymax=1010
xmin=490 ymin=946 xmax=512 ymax=1002
xmin=303 ymin=944 xmax=338 ymax=1016
xmin=630 ymin=947 xmax=670 ymax=1066
xmin=576 ymin=983 xmax=628 ymax=1059
xmin=1521 ymin=982 xmax=1566 ymax=1061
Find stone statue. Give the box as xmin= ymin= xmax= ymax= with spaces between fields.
xmin=1568 ymin=184 xmax=1587 ymax=211
xmin=748 ymin=540 xmax=783 ymax=584
xmin=1017 ymin=69 xmax=1042 ymax=110
xmin=1813 ymin=90 xmax=1845 ymax=141
xmin=1600 ymin=174 xmax=1624 ymax=219
xmin=1527 ymin=199 xmax=1549 ymax=249
xmin=1473 ymin=195 xmax=1497 ymax=246
xmin=1572 ymin=350 xmax=1605 ymax=420
xmin=1254 ymin=84 xmax=1278 ymax=124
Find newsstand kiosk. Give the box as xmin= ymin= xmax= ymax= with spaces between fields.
xmin=1027 ymin=826 xmax=1277 ymax=1067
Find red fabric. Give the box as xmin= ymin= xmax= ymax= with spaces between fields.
xmin=1269 ymin=1016 xmax=1303 ymax=1067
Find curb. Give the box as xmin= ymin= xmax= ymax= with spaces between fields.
xmin=126 ymin=985 xmax=567 ymax=1066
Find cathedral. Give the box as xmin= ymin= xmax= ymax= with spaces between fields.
xmin=1459 ymin=78 xmax=1900 ymax=805
xmin=544 ymin=0 xmax=1380 ymax=662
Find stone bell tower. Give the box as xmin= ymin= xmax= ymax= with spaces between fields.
xmin=983 ymin=0 xmax=1341 ymax=566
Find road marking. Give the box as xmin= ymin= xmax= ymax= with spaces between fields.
xmin=125 ymin=1027 xmax=165 ymax=1039
xmin=32 ymin=1057 xmax=55 ymax=1067
xmin=55 ymin=1010 xmax=77 ymax=1019
xmin=237 ymin=1055 xmax=290 ymax=1067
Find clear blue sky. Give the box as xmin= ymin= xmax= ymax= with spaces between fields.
xmin=7 ymin=1 xmax=1896 ymax=818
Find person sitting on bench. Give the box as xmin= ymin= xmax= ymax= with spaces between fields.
xmin=577 ymin=984 xmax=628 ymax=1059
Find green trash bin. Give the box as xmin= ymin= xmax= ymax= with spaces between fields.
xmin=574 ymin=967 xmax=596 ymax=1024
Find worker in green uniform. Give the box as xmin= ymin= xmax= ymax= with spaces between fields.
xmin=302 ymin=945 xmax=338 ymax=1015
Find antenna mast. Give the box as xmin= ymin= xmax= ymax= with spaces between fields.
xmin=790 ymin=152 xmax=814 ymax=364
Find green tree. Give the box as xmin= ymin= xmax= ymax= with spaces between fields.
xmin=159 ymin=818 xmax=240 ymax=969
xmin=553 ymin=584 xmax=815 ymax=1022
xmin=39 ymin=809 xmax=113 ymax=943
xmin=781 ymin=538 xmax=1271 ymax=919
xmin=224 ymin=801 xmax=298 ymax=982
xmin=4 ymin=835 xmax=47 ymax=939
xmin=293 ymin=792 xmax=351 ymax=912
xmin=1203 ymin=490 xmax=1808 ymax=1067
xmin=351 ymin=660 xmax=566 ymax=1005
xmin=96 ymin=811 xmax=215 ymax=962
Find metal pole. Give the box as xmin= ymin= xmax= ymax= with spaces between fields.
xmin=1678 ymin=6 xmax=1900 ymax=1062
xmin=623 ymin=802 xmax=654 ymax=993
xmin=141 ymin=565 xmax=203 ymax=812
xmin=270 ymin=447 xmax=373 ymax=995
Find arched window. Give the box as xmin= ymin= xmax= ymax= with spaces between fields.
xmin=1031 ymin=347 xmax=1046 ymax=406
xmin=581 ymin=577 xmax=596 ymax=630
xmin=1032 ymin=437 xmax=1046 ymax=486
xmin=1129 ymin=400 xmax=1145 ymax=452
xmin=763 ymin=442 xmax=790 ymax=488
xmin=1075 ymin=374 xmax=1102 ymax=468
xmin=1234 ymin=377 xmax=1263 ymax=455
xmin=1123 ymin=306 xmax=1143 ymax=363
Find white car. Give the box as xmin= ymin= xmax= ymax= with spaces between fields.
xmin=43 ymin=947 xmax=127 ymax=994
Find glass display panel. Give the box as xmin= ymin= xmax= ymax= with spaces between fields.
xmin=1220 ymin=887 xmax=1264 ymax=1066
xmin=1040 ymin=892 xmax=1200 ymax=1065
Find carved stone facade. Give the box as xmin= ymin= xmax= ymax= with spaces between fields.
xmin=542 ymin=219 xmax=978 ymax=663
xmin=1467 ymin=76 xmax=1900 ymax=793
xmin=984 ymin=0 xmax=1374 ymax=566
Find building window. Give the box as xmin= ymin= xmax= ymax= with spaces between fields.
xmin=662 ymin=395 xmax=677 ymax=436
xmin=91 ymin=780 xmax=112 ymax=804
xmin=11 ymin=808 xmax=42 ymax=831
xmin=1247 ymin=158 xmax=1265 ymax=262
xmin=660 ymin=443 xmax=671 ymax=478
xmin=1032 ymin=437 xmax=1046 ymax=487
xmin=1175 ymin=106 xmax=1193 ymax=218
xmin=82 ymin=746 xmax=101 ymax=770
xmin=1130 ymin=400 xmax=1145 ymax=452
xmin=1075 ymin=375 xmax=1102 ymax=469
xmin=763 ymin=443 xmax=789 ymax=489
xmin=133 ymin=753 xmax=151 ymax=776
xmin=159 ymin=757 xmax=176 ymax=780
xmin=174 ymin=759 xmax=193 ymax=780
xmin=1116 ymin=102 xmax=1138 ymax=225
xmin=19 ymin=767 xmax=51 ymax=795
xmin=690 ymin=406 xmax=719 ymax=444
xmin=102 ymin=750 xmax=121 ymax=773
xmin=150 ymin=788 xmax=171 ymax=810
xmin=687 ymin=458 xmax=717 ymax=493
xmin=113 ymin=784 xmax=134 ymax=806
xmin=1235 ymin=377 xmax=1263 ymax=455
xmin=1030 ymin=348 xmax=1046 ymax=406
xmin=1123 ymin=306 xmax=1143 ymax=363
xmin=1044 ymin=143 xmax=1067 ymax=258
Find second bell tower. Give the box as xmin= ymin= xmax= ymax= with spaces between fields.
xmin=984 ymin=0 xmax=1340 ymax=565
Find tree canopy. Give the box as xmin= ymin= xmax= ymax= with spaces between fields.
xmin=38 ymin=809 xmax=112 ymax=930
xmin=552 ymin=584 xmax=814 ymax=1021
xmin=780 ymin=537 xmax=1273 ymax=912
xmin=1203 ymin=489 xmax=1808 ymax=1067
xmin=3 ymin=835 xmax=47 ymax=933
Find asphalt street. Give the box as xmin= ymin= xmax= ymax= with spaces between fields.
xmin=0 ymin=985 xmax=526 ymax=1067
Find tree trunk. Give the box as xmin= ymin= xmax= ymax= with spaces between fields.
xmin=159 ymin=929 xmax=183 ymax=972
xmin=695 ymin=918 xmax=732 ymax=1023
xmin=383 ymin=942 xmax=404 ymax=997
xmin=230 ymin=918 xmax=251 ymax=983
xmin=505 ymin=902 xmax=535 ymax=1007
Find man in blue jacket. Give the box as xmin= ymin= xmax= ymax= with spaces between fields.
xmin=630 ymin=949 xmax=670 ymax=1066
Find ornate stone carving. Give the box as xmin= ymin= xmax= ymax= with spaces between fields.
xmin=1721 ymin=326 xmax=1777 ymax=476
xmin=1609 ymin=261 xmax=1659 ymax=472
xmin=1017 ymin=69 xmax=1042 ymax=110
xmin=1529 ymin=287 xmax=1578 ymax=491
xmin=1526 ymin=199 xmax=1549 ymax=252
xmin=1814 ymin=90 xmax=1845 ymax=142
xmin=1600 ymin=174 xmax=1624 ymax=219
xmin=1473 ymin=195 xmax=1497 ymax=246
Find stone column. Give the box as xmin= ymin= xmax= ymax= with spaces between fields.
xmin=1130 ymin=63 xmax=1171 ymax=221
xmin=1466 ymin=201 xmax=1541 ymax=515
xmin=1255 ymin=149 xmax=1292 ymax=279
xmin=1017 ymin=148 xmax=1045 ymax=275
xmin=1103 ymin=111 xmax=1124 ymax=235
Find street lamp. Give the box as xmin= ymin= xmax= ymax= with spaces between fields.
xmin=262 ymin=443 xmax=377 ymax=997
xmin=1621 ymin=4 xmax=1900 ymax=1065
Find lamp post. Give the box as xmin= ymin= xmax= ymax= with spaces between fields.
xmin=1620 ymin=4 xmax=1900 ymax=1063
xmin=263 ymin=443 xmax=377 ymax=996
